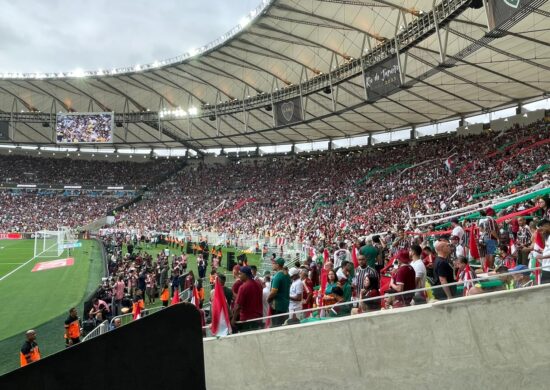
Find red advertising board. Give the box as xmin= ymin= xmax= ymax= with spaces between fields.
xmin=0 ymin=233 xmax=22 ymax=240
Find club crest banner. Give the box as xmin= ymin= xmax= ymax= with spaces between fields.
xmin=274 ymin=97 xmax=304 ymax=127
xmin=486 ymin=0 xmax=535 ymax=30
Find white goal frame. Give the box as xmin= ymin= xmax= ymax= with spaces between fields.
xmin=34 ymin=230 xmax=64 ymax=258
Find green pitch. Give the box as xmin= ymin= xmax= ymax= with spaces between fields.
xmin=0 ymin=239 xmax=104 ymax=375
xmin=0 ymin=238 xmax=262 ymax=375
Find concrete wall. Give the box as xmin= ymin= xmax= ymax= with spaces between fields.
xmin=204 ymin=285 xmax=550 ymax=390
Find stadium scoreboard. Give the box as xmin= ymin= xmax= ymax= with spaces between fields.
xmin=56 ymin=112 xmax=114 ymax=144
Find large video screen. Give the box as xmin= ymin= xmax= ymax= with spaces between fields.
xmin=56 ymin=113 xmax=113 ymax=143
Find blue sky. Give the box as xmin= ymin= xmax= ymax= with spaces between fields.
xmin=0 ymin=0 xmax=258 ymax=73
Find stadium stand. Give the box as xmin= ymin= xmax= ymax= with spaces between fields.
xmin=0 ymin=155 xmax=183 ymax=186
xmin=1 ymin=0 xmax=550 ymax=386
xmin=113 ymin=120 xmax=550 ymax=240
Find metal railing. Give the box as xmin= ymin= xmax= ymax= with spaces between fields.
xmin=82 ymin=320 xmax=109 ymax=342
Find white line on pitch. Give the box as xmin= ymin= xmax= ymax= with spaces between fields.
xmin=0 ymin=246 xmax=52 ymax=282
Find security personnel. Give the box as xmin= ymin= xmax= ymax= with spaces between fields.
xmin=64 ymin=307 xmax=81 ymax=347
xmin=20 ymin=330 xmax=41 ymax=367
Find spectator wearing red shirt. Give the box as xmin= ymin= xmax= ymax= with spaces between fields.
xmin=232 ymin=266 xmax=263 ymax=332
xmin=389 ymin=250 xmax=416 ymax=307
xmin=300 ymin=268 xmax=314 ymax=316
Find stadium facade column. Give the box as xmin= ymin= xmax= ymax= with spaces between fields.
xmin=410 ymin=125 xmax=417 ymax=140
xmin=368 ymin=134 xmax=373 ymax=146
xmin=516 ymin=102 xmax=522 ymax=115
xmin=328 ymin=140 xmax=333 ymax=151
xmin=291 ymin=144 xmax=296 ymax=155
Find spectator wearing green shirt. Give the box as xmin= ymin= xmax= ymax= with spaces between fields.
xmin=267 ymin=258 xmax=291 ymax=328
xmin=360 ymin=238 xmax=379 ymax=268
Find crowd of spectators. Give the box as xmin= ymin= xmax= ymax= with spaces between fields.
xmin=0 ymin=155 xmax=183 ymax=186
xmin=0 ymin=190 xmax=130 ymax=231
xmin=114 ymin=121 xmax=550 ymax=246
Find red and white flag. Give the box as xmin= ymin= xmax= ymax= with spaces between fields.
xmin=532 ymin=229 xmax=545 ymax=285
xmin=133 ymin=302 xmax=142 ymax=320
xmin=468 ymin=225 xmax=480 ymax=261
xmin=444 ymin=157 xmax=454 ymax=173
xmin=462 ymin=264 xmax=474 ymax=296
xmin=276 ymin=237 xmax=287 ymax=246
xmin=323 ymin=248 xmax=330 ymax=264
xmin=171 ymin=288 xmax=180 ymax=305
xmin=509 ymin=238 xmax=517 ymax=256
xmin=351 ymin=244 xmax=359 ymax=268
xmin=210 ymin=278 xmax=231 ymax=336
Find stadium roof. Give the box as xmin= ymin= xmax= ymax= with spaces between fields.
xmin=0 ymin=0 xmax=549 ymax=151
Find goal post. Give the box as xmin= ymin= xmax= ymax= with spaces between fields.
xmin=34 ymin=230 xmax=64 ymax=258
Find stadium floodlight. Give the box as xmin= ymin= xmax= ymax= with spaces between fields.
xmin=134 ymin=64 xmax=142 ymax=72
xmin=71 ymin=68 xmax=85 ymax=78
xmin=188 ymin=106 xmax=198 ymax=116
xmin=239 ymin=15 xmax=251 ymax=28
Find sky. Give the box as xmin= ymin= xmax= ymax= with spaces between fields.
xmin=0 ymin=0 xmax=259 ymax=73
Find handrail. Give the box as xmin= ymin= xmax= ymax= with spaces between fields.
xmin=82 ymin=320 xmax=108 ymax=342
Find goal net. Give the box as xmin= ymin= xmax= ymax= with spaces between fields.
xmin=34 ymin=230 xmax=64 ymax=258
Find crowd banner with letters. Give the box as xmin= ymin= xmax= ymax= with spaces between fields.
xmin=274 ymin=96 xmax=304 ymax=127
xmin=364 ymin=55 xmax=401 ymax=102
xmin=485 ymin=0 xmax=536 ymax=31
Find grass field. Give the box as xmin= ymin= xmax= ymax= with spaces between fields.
xmin=0 ymin=239 xmax=104 ymax=375
xmin=0 ymin=238 xmax=262 ymax=375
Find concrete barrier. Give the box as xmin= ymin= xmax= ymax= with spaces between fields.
xmin=204 ymin=285 xmax=550 ymax=389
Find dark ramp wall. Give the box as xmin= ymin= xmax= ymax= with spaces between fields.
xmin=0 ymin=303 xmax=205 ymax=390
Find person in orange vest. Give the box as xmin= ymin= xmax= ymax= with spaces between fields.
xmin=64 ymin=307 xmax=81 ymax=347
xmin=160 ymin=282 xmax=170 ymax=307
xmin=20 ymin=329 xmax=40 ymax=367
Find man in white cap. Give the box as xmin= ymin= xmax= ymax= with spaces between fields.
xmin=288 ymin=267 xmax=303 ymax=320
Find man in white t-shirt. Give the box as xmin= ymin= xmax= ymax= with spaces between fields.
xmin=451 ymin=235 xmax=465 ymax=259
xmin=450 ymin=218 xmax=465 ymax=245
xmin=288 ymin=267 xmax=303 ymax=319
xmin=535 ymin=220 xmax=550 ymax=283
xmin=409 ymin=244 xmax=427 ymax=304
xmin=333 ymin=242 xmax=351 ymax=269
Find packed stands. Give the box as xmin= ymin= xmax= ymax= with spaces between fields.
xmin=0 ymin=155 xmax=183 ymax=186
xmin=0 ymin=191 xmax=130 ymax=232
xmin=114 ymin=121 xmax=550 ymax=243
